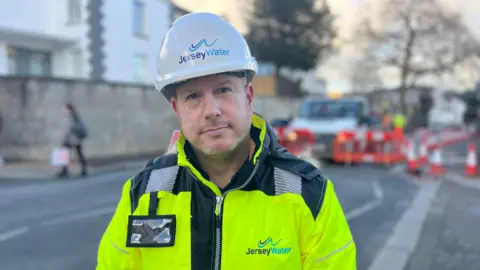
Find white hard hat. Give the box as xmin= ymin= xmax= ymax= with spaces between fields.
xmin=155 ymin=12 xmax=258 ymax=100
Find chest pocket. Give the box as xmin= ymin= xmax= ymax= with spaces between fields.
xmin=220 ymin=167 xmax=304 ymax=270
xmin=128 ymin=165 xmax=192 ymax=270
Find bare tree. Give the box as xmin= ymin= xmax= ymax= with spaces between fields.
xmin=352 ymin=0 xmax=480 ymax=113
xmin=349 ymin=54 xmax=383 ymax=93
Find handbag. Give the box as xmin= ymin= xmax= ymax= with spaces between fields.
xmin=51 ymin=147 xmax=70 ymax=167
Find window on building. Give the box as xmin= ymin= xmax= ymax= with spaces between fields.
xmin=7 ymin=47 xmax=16 ymax=75
xmin=133 ymin=0 xmax=146 ymax=35
xmin=72 ymin=49 xmax=83 ymax=77
xmin=7 ymin=46 xmax=51 ymax=76
xmin=133 ymin=54 xmax=148 ymax=82
xmin=68 ymin=0 xmax=82 ymax=24
xmin=30 ymin=54 xmax=45 ymax=75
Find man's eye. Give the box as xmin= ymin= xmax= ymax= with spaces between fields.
xmin=186 ymin=93 xmax=200 ymax=100
xmin=219 ymin=87 xmax=231 ymax=93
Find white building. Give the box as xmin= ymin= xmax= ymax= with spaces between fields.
xmin=0 ymin=0 xmax=171 ymax=84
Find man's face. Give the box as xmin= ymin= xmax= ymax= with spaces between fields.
xmin=171 ymin=74 xmax=254 ymax=157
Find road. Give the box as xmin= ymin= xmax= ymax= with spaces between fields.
xmin=0 ymin=163 xmax=417 ymax=270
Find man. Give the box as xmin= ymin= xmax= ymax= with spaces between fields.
xmin=97 ymin=12 xmax=356 ymax=269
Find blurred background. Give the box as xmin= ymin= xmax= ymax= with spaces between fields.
xmin=0 ymin=0 xmax=479 ymax=270
xmin=0 ymin=0 xmax=479 ymax=162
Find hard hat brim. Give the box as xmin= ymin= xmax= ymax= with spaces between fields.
xmin=156 ymin=58 xmax=258 ymax=100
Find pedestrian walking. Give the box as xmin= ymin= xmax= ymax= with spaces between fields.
xmin=56 ymin=103 xmax=88 ymax=178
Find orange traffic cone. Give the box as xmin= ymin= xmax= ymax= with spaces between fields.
xmin=407 ymin=140 xmax=420 ymax=175
xmin=465 ymin=143 xmax=478 ymax=177
xmin=418 ymin=138 xmax=428 ymax=165
xmin=428 ymin=148 xmax=445 ymax=176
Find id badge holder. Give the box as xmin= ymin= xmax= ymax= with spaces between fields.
xmin=126 ymin=192 xmax=176 ymax=248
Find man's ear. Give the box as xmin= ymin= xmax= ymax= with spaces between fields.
xmin=246 ymin=82 xmax=254 ymax=110
xmin=171 ymin=98 xmax=180 ymax=117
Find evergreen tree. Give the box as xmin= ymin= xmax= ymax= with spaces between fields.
xmin=245 ymin=0 xmax=335 ymax=74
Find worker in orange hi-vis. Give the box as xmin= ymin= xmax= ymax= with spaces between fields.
xmin=393 ymin=112 xmax=406 ymax=141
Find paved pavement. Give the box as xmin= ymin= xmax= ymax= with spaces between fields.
xmin=372 ymin=137 xmax=480 ymax=270
xmin=0 ymin=161 xmax=417 ymax=270
xmin=406 ymin=175 xmax=480 ymax=270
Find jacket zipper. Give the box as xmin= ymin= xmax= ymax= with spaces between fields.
xmin=186 ymin=154 xmax=263 ymax=270
xmin=211 ymin=161 xmax=262 ymax=270
xmin=213 ymin=196 xmax=224 ymax=270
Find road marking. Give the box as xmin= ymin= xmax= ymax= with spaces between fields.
xmin=373 ymin=178 xmax=384 ymax=199
xmin=368 ymin=181 xmax=440 ymax=270
xmin=346 ymin=178 xmax=383 ymax=221
xmin=445 ymin=172 xmax=480 ymax=191
xmin=40 ymin=206 xmax=116 ymax=226
xmin=0 ymin=226 xmax=30 ymax=243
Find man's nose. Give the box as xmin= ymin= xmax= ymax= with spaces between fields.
xmin=203 ymin=92 xmax=221 ymax=119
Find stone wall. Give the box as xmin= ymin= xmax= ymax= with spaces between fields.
xmin=0 ymin=76 xmax=301 ymax=161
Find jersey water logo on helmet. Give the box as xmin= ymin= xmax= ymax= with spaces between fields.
xmin=189 ymin=38 xmax=217 ymax=52
xmin=179 ymin=38 xmax=230 ymax=65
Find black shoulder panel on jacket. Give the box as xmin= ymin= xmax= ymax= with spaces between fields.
xmin=269 ymin=151 xmax=323 ymax=181
xmin=301 ymin=173 xmax=329 ymax=220
xmin=143 ymin=153 xmax=178 ymax=169
xmin=269 ymin=154 xmax=329 ymax=220
xmin=129 ymin=154 xmax=178 ymax=213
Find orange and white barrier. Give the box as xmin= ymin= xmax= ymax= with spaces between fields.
xmin=281 ymin=128 xmax=317 ymax=157
xmin=332 ymin=129 xmax=405 ymax=164
xmin=428 ymin=148 xmax=445 ymax=176
xmin=421 ymin=128 xmax=474 ymax=150
xmin=165 ymin=130 xmax=180 ymax=154
xmin=465 ymin=142 xmax=478 ymax=177
xmin=406 ymin=140 xmax=420 ymax=174
xmin=418 ymin=137 xmax=429 ymax=165
xmin=413 ymin=129 xmax=477 ymax=178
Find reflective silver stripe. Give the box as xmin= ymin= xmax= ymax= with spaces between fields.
xmin=145 ymin=166 xmax=179 ymax=193
xmin=314 ymin=240 xmax=353 ymax=263
xmin=107 ymin=231 xmax=130 ymax=254
xmin=273 ymin=167 xmax=302 ymax=195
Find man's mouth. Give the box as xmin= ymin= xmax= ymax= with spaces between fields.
xmin=203 ymin=126 xmax=228 ymax=133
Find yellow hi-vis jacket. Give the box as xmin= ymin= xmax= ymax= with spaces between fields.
xmin=97 ymin=114 xmax=356 ymax=270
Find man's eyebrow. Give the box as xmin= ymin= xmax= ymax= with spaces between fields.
xmin=177 ymin=87 xmax=200 ymax=96
xmin=215 ymin=79 xmax=235 ymax=86
xmin=179 ymin=78 xmax=237 ymax=94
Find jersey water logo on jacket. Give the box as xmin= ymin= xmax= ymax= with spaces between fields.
xmin=245 ymin=237 xmax=292 ymax=256
xmin=178 ymin=38 xmax=230 ymax=64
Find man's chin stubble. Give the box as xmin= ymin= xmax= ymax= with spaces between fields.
xmin=200 ymin=133 xmax=249 ymax=160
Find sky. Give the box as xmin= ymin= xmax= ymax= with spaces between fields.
xmin=172 ymin=0 xmax=480 ymax=92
